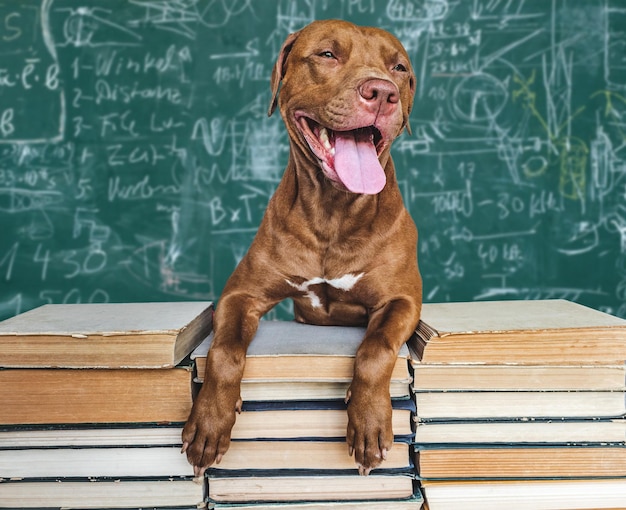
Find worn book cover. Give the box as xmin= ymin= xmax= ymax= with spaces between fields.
xmin=207 ymin=471 xmax=417 ymax=503
xmin=415 ymin=443 xmax=626 ymax=480
xmin=0 ymin=301 xmax=213 ymax=368
xmin=420 ymin=479 xmax=626 ymax=510
xmin=208 ymin=440 xmax=412 ymax=472
xmin=410 ymin=362 xmax=626 ymax=391
xmin=412 ymin=300 xmax=626 ymax=363
xmin=413 ymin=390 xmax=626 ymax=421
xmin=0 ymin=366 xmax=194 ymax=425
xmin=0 ymin=477 xmax=205 ymax=509
xmin=193 ymin=320 xmax=411 ymax=382
xmin=414 ymin=419 xmax=626 ymax=445
xmin=231 ymin=399 xmax=414 ymax=439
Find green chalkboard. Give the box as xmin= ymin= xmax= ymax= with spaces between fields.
xmin=1 ymin=0 xmax=625 ymax=321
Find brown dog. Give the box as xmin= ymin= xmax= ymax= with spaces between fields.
xmin=182 ymin=19 xmax=422 ymax=476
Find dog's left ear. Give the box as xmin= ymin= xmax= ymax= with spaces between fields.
xmin=268 ymin=31 xmax=300 ymax=117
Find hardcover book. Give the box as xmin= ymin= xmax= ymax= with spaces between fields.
xmin=0 ymin=301 xmax=214 ymax=368
xmin=412 ymin=300 xmax=626 ymax=364
xmin=0 ymin=366 xmax=194 ymax=425
xmin=194 ymin=320 xmax=410 ymax=380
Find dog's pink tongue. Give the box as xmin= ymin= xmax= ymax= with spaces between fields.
xmin=333 ymin=130 xmax=386 ymax=194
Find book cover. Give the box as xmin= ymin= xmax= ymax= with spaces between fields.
xmin=207 ymin=471 xmax=416 ymax=503
xmin=208 ymin=440 xmax=412 ymax=472
xmin=412 ymin=300 xmax=626 ymax=364
xmin=410 ymin=362 xmax=626 ymax=391
xmin=231 ymin=399 xmax=415 ymax=439
xmin=0 ymin=446 xmax=194 ymax=478
xmin=0 ymin=424 xmax=184 ymax=448
xmin=0 ymin=477 xmax=205 ymax=508
xmin=420 ymin=479 xmax=626 ymax=510
xmin=228 ymin=378 xmax=411 ymax=401
xmin=193 ymin=320 xmax=410 ymax=382
xmin=414 ymin=419 xmax=626 ymax=445
xmin=415 ymin=443 xmax=626 ymax=480
xmin=413 ymin=390 xmax=626 ymax=420
xmin=0 ymin=366 xmax=194 ymax=425
xmin=0 ymin=301 xmax=214 ymax=368
xmin=207 ymin=493 xmax=423 ymax=509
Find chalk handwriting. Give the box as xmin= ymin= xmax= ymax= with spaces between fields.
xmin=1 ymin=0 xmax=625 ymax=321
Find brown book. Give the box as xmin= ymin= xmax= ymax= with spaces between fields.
xmin=411 ymin=300 xmax=626 ymax=364
xmin=415 ymin=443 xmax=626 ymax=480
xmin=0 ymin=301 xmax=213 ymax=368
xmin=0 ymin=367 xmax=193 ymax=425
xmin=193 ymin=321 xmax=411 ymax=399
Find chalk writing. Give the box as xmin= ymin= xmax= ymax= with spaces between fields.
xmin=0 ymin=0 xmax=625 ymax=322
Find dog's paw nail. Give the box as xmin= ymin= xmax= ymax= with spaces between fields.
xmin=180 ymin=442 xmax=188 ymax=454
xmin=348 ymin=446 xmax=354 ymax=456
xmin=381 ymin=448 xmax=388 ymax=460
xmin=216 ymin=453 xmax=223 ymax=465
xmin=357 ymin=464 xmax=372 ymax=476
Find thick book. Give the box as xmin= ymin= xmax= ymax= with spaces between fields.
xmin=0 ymin=477 xmax=205 ymax=508
xmin=207 ymin=472 xmax=416 ymax=503
xmin=193 ymin=321 xmax=411 ymax=400
xmin=414 ymin=419 xmax=626 ymax=445
xmin=411 ymin=362 xmax=626 ymax=391
xmin=415 ymin=443 xmax=626 ymax=480
xmin=411 ymin=300 xmax=626 ymax=364
xmin=207 ymin=440 xmax=412 ymax=471
xmin=0 ymin=301 xmax=214 ymax=368
xmin=413 ymin=390 xmax=626 ymax=420
xmin=420 ymin=479 xmax=626 ymax=510
xmin=0 ymin=366 xmax=193 ymax=425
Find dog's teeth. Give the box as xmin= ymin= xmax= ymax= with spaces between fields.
xmin=319 ymin=127 xmax=332 ymax=151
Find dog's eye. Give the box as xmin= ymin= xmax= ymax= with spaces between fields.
xmin=318 ymin=50 xmax=336 ymax=59
xmin=393 ymin=63 xmax=408 ymax=72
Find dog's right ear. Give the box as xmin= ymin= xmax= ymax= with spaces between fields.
xmin=268 ymin=31 xmax=300 ymax=117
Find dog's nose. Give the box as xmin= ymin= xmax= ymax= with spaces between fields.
xmin=358 ymin=79 xmax=400 ymax=105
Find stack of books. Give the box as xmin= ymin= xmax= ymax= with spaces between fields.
xmin=409 ymin=299 xmax=626 ymax=509
xmin=192 ymin=321 xmax=424 ymax=509
xmin=0 ymin=301 xmax=214 ymax=509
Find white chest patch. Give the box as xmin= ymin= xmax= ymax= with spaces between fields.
xmin=286 ymin=273 xmax=365 ymax=309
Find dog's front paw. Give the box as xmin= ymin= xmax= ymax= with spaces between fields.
xmin=181 ymin=391 xmax=242 ymax=477
xmin=345 ymin=386 xmax=393 ymax=475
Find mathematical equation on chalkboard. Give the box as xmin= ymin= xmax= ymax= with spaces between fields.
xmin=1 ymin=0 xmax=625 ymax=321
